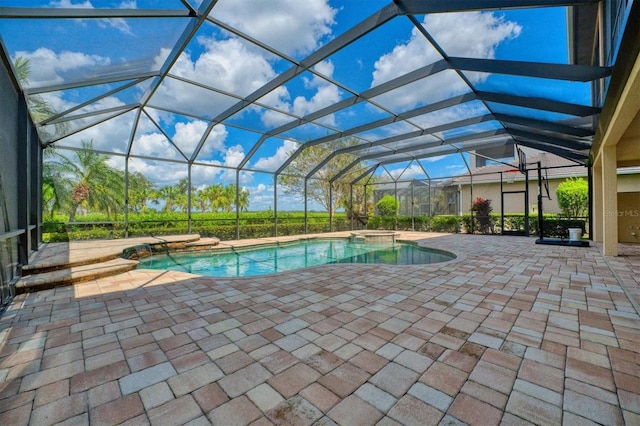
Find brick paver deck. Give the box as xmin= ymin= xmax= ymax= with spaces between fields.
xmin=1 ymin=233 xmax=638 ymax=425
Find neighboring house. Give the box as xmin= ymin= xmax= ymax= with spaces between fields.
xmin=453 ymin=150 xmax=589 ymax=216
xmin=452 ymin=149 xmax=640 ymax=244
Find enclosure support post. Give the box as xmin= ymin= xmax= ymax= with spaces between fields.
xmin=500 ymin=172 xmax=504 ymax=233
xmin=364 ymin=184 xmax=368 ymax=229
xmin=304 ymin=178 xmax=308 ymax=234
xmin=33 ymin=131 xmax=43 ymax=247
xmin=349 ymin=184 xmax=354 ymax=231
xmin=187 ymin=164 xmax=192 ymax=234
xmin=124 ymin=157 xmax=129 ymax=238
xmin=394 ymin=181 xmax=398 ymax=230
xmin=17 ymin=94 xmax=30 ymax=262
xmin=411 ymin=181 xmax=415 ymax=230
xmin=329 ymin=183 xmax=334 ymax=232
xmin=428 ymin=178 xmax=431 ymax=217
xmin=537 ymin=162 xmax=544 ymax=240
xmin=274 ymin=175 xmax=278 ymax=237
xmin=470 ymin=173 xmax=474 ymax=233
xmin=524 ymin=169 xmax=530 ymax=236
xmin=235 ymin=169 xmax=241 ymax=240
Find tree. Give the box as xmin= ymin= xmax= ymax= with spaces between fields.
xmin=193 ymin=188 xmax=209 ymax=212
xmin=225 ymin=184 xmax=250 ymax=212
xmin=202 ymin=184 xmax=225 ymax=212
xmin=556 ymin=177 xmax=588 ymax=218
xmin=14 ymin=56 xmax=68 ymax=138
xmin=127 ymin=172 xmax=156 ymax=213
xmin=154 ymin=185 xmax=179 ymax=212
xmin=16 ymin=56 xmax=71 ymax=217
xmin=173 ymin=177 xmax=194 ymax=213
xmin=235 ymin=185 xmax=250 ymax=212
xmin=376 ymin=195 xmax=399 ymax=216
xmin=45 ymin=140 xmax=124 ymax=221
xmin=279 ymin=138 xmax=371 ymax=214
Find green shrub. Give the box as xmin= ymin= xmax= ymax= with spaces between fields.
xmin=367 ymin=216 xmax=397 ymax=230
xmin=430 ymin=215 xmax=461 ymax=233
xmin=556 ymin=177 xmax=588 ymax=218
xmin=534 ymin=218 xmax=586 ymax=238
xmin=376 ymin=195 xmax=399 ymax=216
xmin=41 ymin=211 xmax=348 ymax=242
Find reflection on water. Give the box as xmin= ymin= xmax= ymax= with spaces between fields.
xmin=139 ymin=239 xmax=454 ymax=278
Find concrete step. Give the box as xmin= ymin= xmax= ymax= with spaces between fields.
xmin=184 ymin=237 xmax=220 ymax=250
xmin=21 ymin=252 xmax=120 ymax=276
xmin=22 ymin=234 xmax=202 ymax=275
xmin=16 ymin=258 xmax=139 ymax=294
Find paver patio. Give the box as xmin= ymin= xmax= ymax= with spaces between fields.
xmin=0 ymin=232 xmax=638 ymax=425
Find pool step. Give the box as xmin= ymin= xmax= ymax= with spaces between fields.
xmin=16 ymin=258 xmax=139 ymax=294
xmin=185 ymin=237 xmax=221 ymax=250
xmin=21 ymin=252 xmax=121 ymax=276
xmin=18 ymin=234 xmax=219 ymax=294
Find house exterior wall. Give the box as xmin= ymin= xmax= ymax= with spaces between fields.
xmin=460 ymin=179 xmax=568 ymax=215
xmin=460 ymin=174 xmax=639 ymax=217
xmin=618 ymin=192 xmax=640 ymax=243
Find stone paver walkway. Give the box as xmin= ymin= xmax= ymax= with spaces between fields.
xmin=1 ymin=233 xmax=639 ymax=425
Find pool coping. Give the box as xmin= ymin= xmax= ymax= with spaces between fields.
xmin=134 ymin=232 xmax=464 ymax=279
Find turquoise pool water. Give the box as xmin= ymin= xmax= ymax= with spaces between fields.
xmin=138 ymin=239 xmax=455 ymax=278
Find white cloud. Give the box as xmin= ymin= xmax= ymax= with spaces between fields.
xmin=224 ymin=144 xmax=245 ymax=168
xmin=15 ymin=48 xmax=110 ymax=88
xmin=155 ymin=39 xmax=341 ymax=130
xmin=388 ymin=164 xmax=427 ymax=180
xmin=49 ymin=0 xmax=135 ymax=33
xmin=260 ymin=61 xmax=341 ymax=127
xmin=151 ymin=38 xmax=276 ymax=117
xmin=371 ymin=12 xmax=521 ymax=111
xmin=210 ymin=0 xmax=336 ymax=57
xmin=411 ymin=102 xmax=490 ymax=133
xmin=172 ymin=120 xmax=211 ymax=157
xmin=421 ymin=155 xmax=447 ymax=163
xmin=125 ymin=157 xmax=188 ymax=186
xmin=253 ymin=139 xmax=299 ymax=171
xmin=425 ymin=12 xmax=522 ymax=58
xmin=49 ymin=0 xmax=93 ymax=8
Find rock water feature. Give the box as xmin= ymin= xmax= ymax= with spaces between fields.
xmin=123 ymin=243 xmax=154 ymax=260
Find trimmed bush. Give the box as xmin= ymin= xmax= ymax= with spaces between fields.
xmin=376 ymin=195 xmax=399 ymax=216
xmin=556 ymin=177 xmax=588 ymax=218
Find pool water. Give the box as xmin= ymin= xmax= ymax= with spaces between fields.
xmin=138 ymin=239 xmax=455 ymax=278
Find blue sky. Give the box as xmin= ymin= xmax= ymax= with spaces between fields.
xmin=0 ymin=1 xmax=586 ymax=211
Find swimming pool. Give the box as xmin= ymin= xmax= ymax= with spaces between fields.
xmin=138 ymin=239 xmax=455 ymax=278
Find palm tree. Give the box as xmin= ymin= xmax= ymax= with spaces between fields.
xmin=14 ymin=56 xmax=68 ymax=137
xmin=128 ymin=172 xmax=156 ymax=213
xmin=202 ymin=184 xmax=224 ymax=212
xmin=227 ymin=184 xmax=250 ymax=212
xmin=193 ymin=188 xmax=209 ymax=212
xmin=154 ymin=185 xmax=179 ymax=212
xmin=46 ymin=140 xmax=123 ymax=221
xmin=173 ymin=177 xmax=194 ymax=213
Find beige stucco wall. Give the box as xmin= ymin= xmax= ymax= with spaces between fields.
xmin=460 ymin=173 xmax=639 ymax=216
xmin=460 ymin=179 xmax=567 ymax=214
xmin=618 ymin=192 xmax=640 ymax=243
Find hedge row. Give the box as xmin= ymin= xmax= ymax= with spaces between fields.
xmin=42 ymin=217 xmax=352 ymax=242
xmin=42 ymin=213 xmax=586 ymax=242
xmin=367 ymin=215 xmax=461 ymax=233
